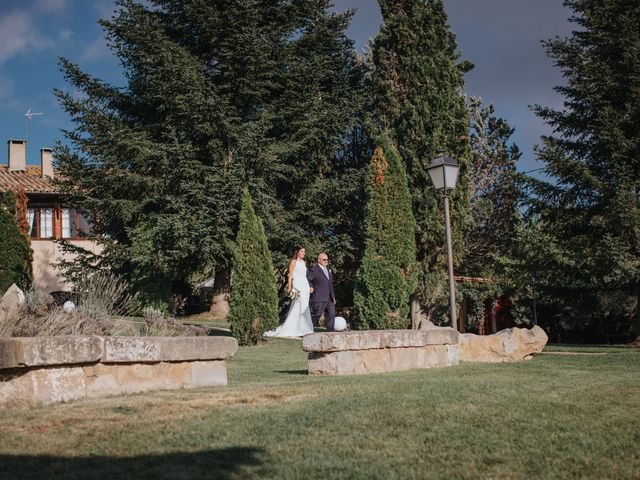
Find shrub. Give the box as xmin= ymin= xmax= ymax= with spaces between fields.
xmin=354 ymin=133 xmax=418 ymax=329
xmin=0 ymin=190 xmax=33 ymax=294
xmin=228 ymin=188 xmax=279 ymax=345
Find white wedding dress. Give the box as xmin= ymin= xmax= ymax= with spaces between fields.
xmin=265 ymin=259 xmax=314 ymax=338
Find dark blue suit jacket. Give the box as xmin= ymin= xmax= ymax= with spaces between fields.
xmin=307 ymin=265 xmax=335 ymax=303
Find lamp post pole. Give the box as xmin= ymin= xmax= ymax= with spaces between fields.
xmin=427 ymin=153 xmax=460 ymax=332
xmin=443 ymin=194 xmax=456 ymax=330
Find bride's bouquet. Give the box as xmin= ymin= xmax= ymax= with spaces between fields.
xmin=289 ymin=288 xmax=300 ymax=302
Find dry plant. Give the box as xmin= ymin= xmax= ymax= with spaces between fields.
xmin=141 ymin=307 xmax=208 ymax=337
xmin=2 ymin=275 xmax=207 ymax=337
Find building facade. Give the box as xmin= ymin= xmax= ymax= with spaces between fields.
xmin=0 ymin=139 xmax=101 ymax=293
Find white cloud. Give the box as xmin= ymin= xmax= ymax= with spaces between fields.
xmin=0 ymin=10 xmax=52 ymax=65
xmin=79 ymin=34 xmax=109 ymax=62
xmin=34 ymin=0 xmax=69 ymax=13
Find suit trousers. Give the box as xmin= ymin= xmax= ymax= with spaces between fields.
xmin=311 ymin=300 xmax=336 ymax=330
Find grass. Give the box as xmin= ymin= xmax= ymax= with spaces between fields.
xmin=0 ymin=341 xmax=639 ymax=479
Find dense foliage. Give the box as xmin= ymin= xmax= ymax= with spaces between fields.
xmin=354 ymin=133 xmax=417 ymax=329
xmin=54 ymin=0 xmax=367 ymax=311
xmin=228 ymin=189 xmax=279 ymax=345
xmin=457 ymin=98 xmax=529 ymax=331
xmin=370 ymin=0 xmax=472 ymax=319
xmin=524 ymin=0 xmax=640 ymax=342
xmin=0 ymin=190 xmax=33 ymax=294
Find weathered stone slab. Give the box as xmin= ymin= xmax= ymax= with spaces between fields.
xmin=0 ymin=336 xmax=104 ymax=368
xmin=0 ymin=336 xmax=237 ymax=406
xmin=308 ymin=344 xmax=459 ymax=375
xmin=302 ymin=328 xmax=458 ymax=353
xmin=458 ymin=326 xmax=548 ymax=363
xmin=0 ymin=284 xmax=25 ymax=325
xmin=0 ymin=366 xmax=87 ymax=406
xmin=83 ymin=360 xmax=228 ymax=398
xmin=102 ymin=336 xmax=238 ymax=363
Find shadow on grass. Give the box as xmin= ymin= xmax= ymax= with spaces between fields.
xmin=275 ymin=369 xmax=308 ymax=375
xmin=0 ymin=447 xmax=269 ymax=480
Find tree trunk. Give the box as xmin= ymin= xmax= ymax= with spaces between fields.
xmin=210 ymin=267 xmax=231 ymax=318
xmin=410 ymin=294 xmax=421 ymax=329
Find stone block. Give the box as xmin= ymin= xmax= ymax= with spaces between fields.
xmin=1 ymin=366 xmax=87 ymax=406
xmin=102 ymin=337 xmax=162 ymax=362
xmin=458 ymin=326 xmax=548 ymax=363
xmin=302 ymin=328 xmax=459 ymax=353
xmin=159 ymin=337 xmax=238 ymax=362
xmin=190 ymin=360 xmax=227 ymax=386
xmin=29 ymin=366 xmax=86 ymax=404
xmin=0 ymin=370 xmax=32 ymax=406
xmin=0 ymin=336 xmax=103 ymax=369
xmin=308 ymin=344 xmax=460 ymax=376
xmin=0 ymin=284 xmax=25 ymax=325
xmin=101 ymin=336 xmax=238 ymax=363
xmin=85 ymin=362 xmax=192 ymax=397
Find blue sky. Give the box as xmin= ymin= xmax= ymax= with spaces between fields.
xmin=0 ymin=0 xmax=572 ymax=174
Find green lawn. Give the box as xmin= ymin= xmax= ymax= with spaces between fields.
xmin=0 ymin=341 xmax=639 ymax=479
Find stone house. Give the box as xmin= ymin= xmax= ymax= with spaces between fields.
xmin=0 ymin=139 xmax=101 ymax=293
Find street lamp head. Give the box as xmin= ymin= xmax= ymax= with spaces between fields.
xmin=428 ymin=154 xmax=460 ymax=192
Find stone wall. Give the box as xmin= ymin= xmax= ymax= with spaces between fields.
xmin=0 ymin=336 xmax=238 ymax=406
xmin=303 ymin=329 xmax=459 ymax=375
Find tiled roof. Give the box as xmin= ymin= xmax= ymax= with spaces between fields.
xmin=0 ymin=165 xmax=58 ymax=194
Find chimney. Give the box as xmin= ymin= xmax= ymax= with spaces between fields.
xmin=41 ymin=148 xmax=54 ymax=178
xmin=8 ymin=140 xmax=26 ymax=172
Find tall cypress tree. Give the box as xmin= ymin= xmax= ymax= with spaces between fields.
xmin=371 ymin=0 xmax=472 ymax=319
xmin=525 ymin=0 xmax=640 ymax=341
xmin=228 ymin=188 xmax=279 ymax=345
xmin=0 ymin=191 xmax=33 ymax=294
xmin=54 ymin=0 xmax=367 ymax=311
xmin=354 ymin=132 xmax=417 ymax=329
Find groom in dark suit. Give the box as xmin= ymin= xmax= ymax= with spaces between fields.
xmin=307 ymin=252 xmax=336 ymax=331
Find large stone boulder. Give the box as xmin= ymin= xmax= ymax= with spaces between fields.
xmin=0 ymin=284 xmax=25 ymax=327
xmin=458 ymin=325 xmax=548 ymax=362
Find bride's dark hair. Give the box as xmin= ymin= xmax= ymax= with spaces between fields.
xmin=291 ymin=245 xmax=304 ymax=260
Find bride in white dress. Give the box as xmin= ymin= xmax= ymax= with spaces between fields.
xmin=265 ymin=246 xmax=314 ymax=338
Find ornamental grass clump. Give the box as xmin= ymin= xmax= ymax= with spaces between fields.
xmin=141 ymin=307 xmax=208 ymax=336
xmin=1 ymin=273 xmax=206 ymax=337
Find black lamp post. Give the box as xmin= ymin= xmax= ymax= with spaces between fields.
xmin=427 ymin=154 xmax=460 ymax=331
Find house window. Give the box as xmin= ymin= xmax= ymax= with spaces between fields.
xmin=40 ymin=208 xmax=53 ymax=238
xmin=62 ymin=208 xmax=91 ymax=238
xmin=27 ymin=209 xmax=36 ymax=237
xmin=27 ymin=204 xmax=92 ymax=240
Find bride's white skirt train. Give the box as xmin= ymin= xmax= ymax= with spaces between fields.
xmin=265 ymin=260 xmax=314 ymax=338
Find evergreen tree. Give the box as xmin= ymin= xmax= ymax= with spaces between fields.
xmin=228 ymin=188 xmax=279 ymax=345
xmin=354 ymin=132 xmax=417 ymax=329
xmin=54 ymin=0 xmax=367 ymax=311
xmin=525 ymin=0 xmax=640 ymax=341
xmin=0 ymin=191 xmax=33 ymax=294
xmin=465 ymin=97 xmax=521 ymax=273
xmin=371 ymin=0 xmax=472 ymax=319
xmin=456 ymin=98 xmax=527 ymax=330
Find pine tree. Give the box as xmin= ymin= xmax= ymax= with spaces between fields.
xmin=465 ymin=97 xmax=521 ymax=273
xmin=525 ymin=0 xmax=640 ymax=341
xmin=228 ymin=188 xmax=279 ymax=345
xmin=0 ymin=191 xmax=33 ymax=294
xmin=54 ymin=0 xmax=367 ymax=311
xmin=371 ymin=0 xmax=472 ymax=318
xmin=457 ymin=98 xmax=525 ymax=329
xmin=354 ymin=132 xmax=417 ymax=329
